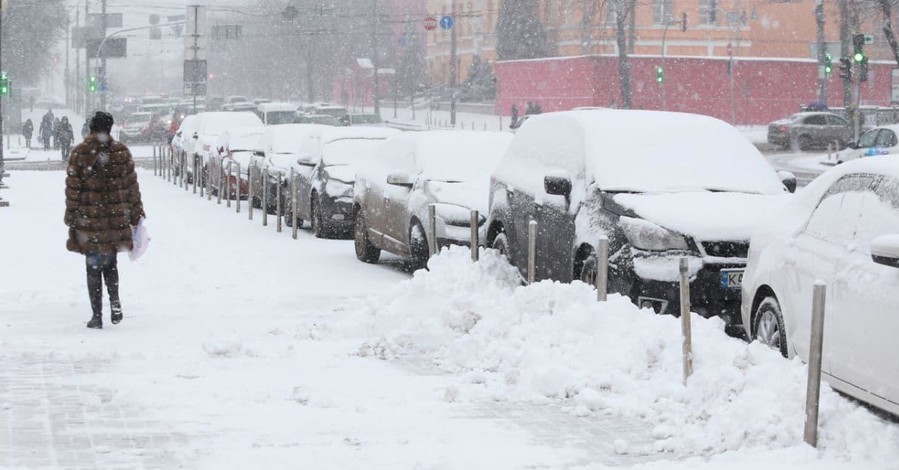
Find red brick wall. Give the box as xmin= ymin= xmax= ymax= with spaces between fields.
xmin=496 ymin=55 xmax=893 ymax=125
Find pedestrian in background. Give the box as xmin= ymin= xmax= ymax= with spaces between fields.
xmin=22 ymin=119 xmax=33 ymax=148
xmin=53 ymin=117 xmax=61 ymax=150
xmin=64 ymin=112 xmax=146 ymax=329
xmin=81 ymin=119 xmax=90 ymax=139
xmin=58 ymin=117 xmax=74 ymax=161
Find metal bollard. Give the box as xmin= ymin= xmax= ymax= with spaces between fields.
xmin=226 ymin=160 xmax=233 ymax=208
xmin=596 ymin=236 xmax=609 ymax=301
xmin=262 ymin=168 xmax=269 ymax=227
xmin=206 ymin=159 xmax=212 ymax=200
xmin=470 ymin=209 xmax=479 ymax=262
xmin=166 ymin=152 xmax=171 ymax=182
xmin=183 ymin=154 xmax=188 ymax=191
xmin=804 ymin=282 xmax=827 ymax=447
xmin=248 ymin=163 xmax=254 ymax=221
xmin=679 ymin=257 xmax=693 ymax=385
xmin=428 ymin=204 xmax=438 ymax=257
xmin=291 ymin=173 xmax=299 ymax=240
xmin=276 ymin=174 xmax=283 ymax=233
xmin=153 ymin=151 xmax=158 ymax=176
xmin=217 ymin=160 xmax=223 ymax=205
xmin=153 ymin=145 xmax=157 ymax=159
xmin=193 ymin=157 xmax=198 ymax=194
xmin=528 ymin=220 xmax=537 ymax=284
xmin=235 ymin=162 xmax=241 ymax=213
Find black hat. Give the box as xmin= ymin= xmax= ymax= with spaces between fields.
xmin=89 ymin=111 xmax=114 ymax=134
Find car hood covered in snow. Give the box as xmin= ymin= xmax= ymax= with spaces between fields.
xmin=613 ymin=192 xmax=792 ymax=242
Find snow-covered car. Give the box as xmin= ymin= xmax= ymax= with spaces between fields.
xmin=315 ymin=105 xmax=349 ymax=119
xmin=486 ymin=110 xmax=796 ymax=332
xmin=256 ymin=102 xmax=298 ymax=126
xmin=347 ymin=113 xmax=385 ymax=127
xmin=207 ymin=126 xmax=265 ymax=199
xmin=291 ymin=127 xmax=399 ymax=238
xmin=121 ymin=112 xmax=154 ymax=142
xmin=171 ymin=114 xmax=200 ymax=156
xmin=194 ymin=112 xmax=264 ymax=184
xmin=254 ymin=124 xmax=330 ymax=213
xmin=741 ymin=157 xmax=899 ymax=416
xmin=354 ymin=131 xmax=514 ymax=269
xmin=296 ymin=114 xmax=341 ymax=126
xmin=835 ymin=124 xmax=899 ymax=164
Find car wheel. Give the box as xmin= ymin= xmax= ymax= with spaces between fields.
xmin=492 ymin=232 xmax=510 ymax=261
xmin=312 ymin=194 xmax=325 ymax=239
xmin=798 ymin=135 xmax=812 ymax=151
xmin=579 ymin=253 xmax=598 ymax=285
xmin=753 ymin=296 xmax=788 ymax=358
xmin=409 ymin=222 xmax=430 ymax=270
xmin=354 ymin=209 xmax=380 ymax=264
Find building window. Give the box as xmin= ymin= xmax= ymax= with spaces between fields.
xmin=700 ymin=0 xmax=719 ymax=25
xmin=653 ymin=0 xmax=673 ymax=25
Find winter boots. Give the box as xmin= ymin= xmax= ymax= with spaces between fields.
xmin=111 ymin=302 xmax=123 ymax=325
xmin=87 ymin=314 xmax=103 ymax=329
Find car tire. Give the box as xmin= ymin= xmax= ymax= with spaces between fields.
xmin=798 ymin=135 xmax=812 ymax=151
xmin=753 ymin=296 xmax=788 ymax=358
xmin=492 ymin=232 xmax=510 ymax=260
xmin=409 ymin=222 xmax=430 ymax=270
xmin=578 ymin=252 xmax=597 ymax=285
xmin=354 ymin=209 xmax=380 ymax=264
xmin=312 ymin=194 xmax=326 ymax=239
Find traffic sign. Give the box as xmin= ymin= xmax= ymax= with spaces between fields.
xmin=864 ymin=34 xmax=875 ymax=45
xmin=439 ymin=15 xmax=454 ymax=30
xmin=424 ymin=16 xmax=437 ymax=31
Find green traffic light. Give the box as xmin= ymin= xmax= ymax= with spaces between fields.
xmin=854 ymin=52 xmax=864 ymax=62
xmin=656 ymin=66 xmax=664 ymax=83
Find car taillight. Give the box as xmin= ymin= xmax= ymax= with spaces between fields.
xmin=779 ymin=125 xmax=788 ymax=132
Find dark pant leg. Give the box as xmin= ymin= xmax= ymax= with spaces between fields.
xmin=85 ymin=254 xmax=105 ymax=316
xmin=101 ymin=254 xmax=120 ymax=307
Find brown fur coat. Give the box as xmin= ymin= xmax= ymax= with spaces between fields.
xmin=65 ymin=134 xmax=145 ymax=254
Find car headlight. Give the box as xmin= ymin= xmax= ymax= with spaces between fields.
xmin=620 ymin=216 xmax=689 ymax=252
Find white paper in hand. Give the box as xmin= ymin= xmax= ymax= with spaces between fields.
xmin=129 ymin=218 xmax=150 ymax=262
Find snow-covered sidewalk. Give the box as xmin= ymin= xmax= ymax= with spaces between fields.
xmin=1 ymin=170 xmax=897 ymax=469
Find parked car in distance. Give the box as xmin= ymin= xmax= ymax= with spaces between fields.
xmin=291 ymin=127 xmax=399 ymax=238
xmin=171 ymin=114 xmax=200 ymax=160
xmin=487 ymin=110 xmax=796 ymax=333
xmin=741 ymin=157 xmax=899 ymax=417
xmin=121 ymin=112 xmax=154 ymax=142
xmin=767 ymin=112 xmax=852 ymax=151
xmin=254 ymin=124 xmax=330 ymax=213
xmin=354 ymin=131 xmax=514 ymax=269
xmin=257 ymin=102 xmax=299 ymax=126
xmin=296 ymin=114 xmax=341 ymax=126
xmin=835 ymin=124 xmax=899 ymax=164
xmin=315 ymin=105 xmax=349 ymax=119
xmin=346 ymin=113 xmax=385 ymax=127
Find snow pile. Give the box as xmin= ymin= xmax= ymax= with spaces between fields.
xmin=342 ymin=247 xmax=899 ymax=463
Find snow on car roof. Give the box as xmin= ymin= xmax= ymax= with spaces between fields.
xmin=199 ymin=112 xmax=263 ymax=135
xmin=320 ymin=126 xmax=398 ymax=145
xmin=264 ymin=124 xmax=327 ymax=154
xmin=510 ymin=110 xmax=786 ymax=195
xmin=408 ymin=131 xmax=514 ymax=181
xmin=257 ymin=102 xmax=298 ymax=112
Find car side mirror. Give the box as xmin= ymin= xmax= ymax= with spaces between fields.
xmin=871 ymin=235 xmax=899 ymax=268
xmin=847 ymin=141 xmax=858 ymax=149
xmin=386 ymin=171 xmax=414 ymax=188
xmin=778 ymin=171 xmax=797 ymax=193
xmin=296 ymin=154 xmax=317 ymax=166
xmin=544 ymin=175 xmax=572 ymax=197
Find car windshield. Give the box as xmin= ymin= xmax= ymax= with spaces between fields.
xmin=316 ymin=108 xmax=348 ymax=118
xmin=322 ymin=138 xmax=385 ymax=166
xmin=267 ymin=111 xmax=298 ymax=125
xmin=128 ymin=113 xmax=152 ymax=125
xmin=351 ymin=114 xmax=382 ymax=124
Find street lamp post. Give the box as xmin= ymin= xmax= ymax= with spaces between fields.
xmin=660 ymin=13 xmax=687 ymax=110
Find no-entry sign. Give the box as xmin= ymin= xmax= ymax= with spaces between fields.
xmin=424 ymin=16 xmax=437 ymax=31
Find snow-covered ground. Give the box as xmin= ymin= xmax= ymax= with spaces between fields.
xmin=2 ymin=168 xmax=898 ymax=469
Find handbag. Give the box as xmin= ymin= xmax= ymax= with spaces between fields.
xmin=129 ymin=218 xmax=150 ymax=261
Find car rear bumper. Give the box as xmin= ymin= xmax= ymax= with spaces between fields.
xmin=631 ymin=263 xmax=745 ymax=327
xmin=319 ymin=195 xmax=355 ymax=230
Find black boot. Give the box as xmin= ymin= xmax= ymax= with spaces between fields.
xmin=87 ymin=314 xmax=103 ymax=329
xmin=111 ymin=302 xmax=123 ymax=325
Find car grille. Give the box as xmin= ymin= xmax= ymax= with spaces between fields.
xmin=701 ymin=241 xmax=749 ymax=258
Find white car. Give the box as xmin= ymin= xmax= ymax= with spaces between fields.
xmin=256 ymin=102 xmax=298 ymax=126
xmin=194 ymin=112 xmax=264 ymax=184
xmin=171 ymin=114 xmax=200 ymax=157
xmin=207 ymin=126 xmax=265 ymax=199
xmin=254 ymin=124 xmax=330 ymax=212
xmin=741 ymin=157 xmax=899 ymax=416
xmin=835 ymin=124 xmax=899 ymax=164
xmin=354 ymin=131 xmax=514 ymax=269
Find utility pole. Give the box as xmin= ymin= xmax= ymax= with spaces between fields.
xmin=450 ymin=0 xmax=457 ymax=125
xmin=65 ymin=14 xmax=71 ymax=109
xmin=75 ymin=7 xmax=81 ymax=116
xmin=371 ymin=0 xmax=381 ymax=115
xmin=840 ymin=0 xmax=852 ymax=111
xmin=815 ymin=0 xmax=827 ymax=105
xmin=99 ymin=0 xmax=108 ymax=111
xmin=85 ymin=0 xmax=91 ymax=118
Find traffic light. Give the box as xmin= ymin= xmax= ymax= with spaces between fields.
xmin=88 ymin=76 xmax=98 ymax=93
xmin=681 ymin=12 xmax=688 ymax=32
xmin=839 ymin=57 xmax=852 ymax=80
xmin=656 ymin=66 xmax=664 ymax=84
xmin=824 ymin=53 xmax=832 ymax=76
xmin=0 ymin=72 xmax=8 ymax=96
xmin=859 ymin=56 xmax=869 ymax=82
xmin=853 ymin=33 xmax=866 ymax=63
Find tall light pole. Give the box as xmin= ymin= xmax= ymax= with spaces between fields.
xmin=99 ymin=0 xmax=108 ymax=111
xmin=372 ymin=0 xmax=380 ymax=115
xmin=816 ymin=0 xmax=827 ymax=105
xmin=449 ymin=0 xmax=457 ymax=126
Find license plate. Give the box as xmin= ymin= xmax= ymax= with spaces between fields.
xmin=720 ymin=270 xmax=744 ymax=289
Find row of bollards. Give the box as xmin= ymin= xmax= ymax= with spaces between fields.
xmin=152 ymin=158 xmax=828 ymax=447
